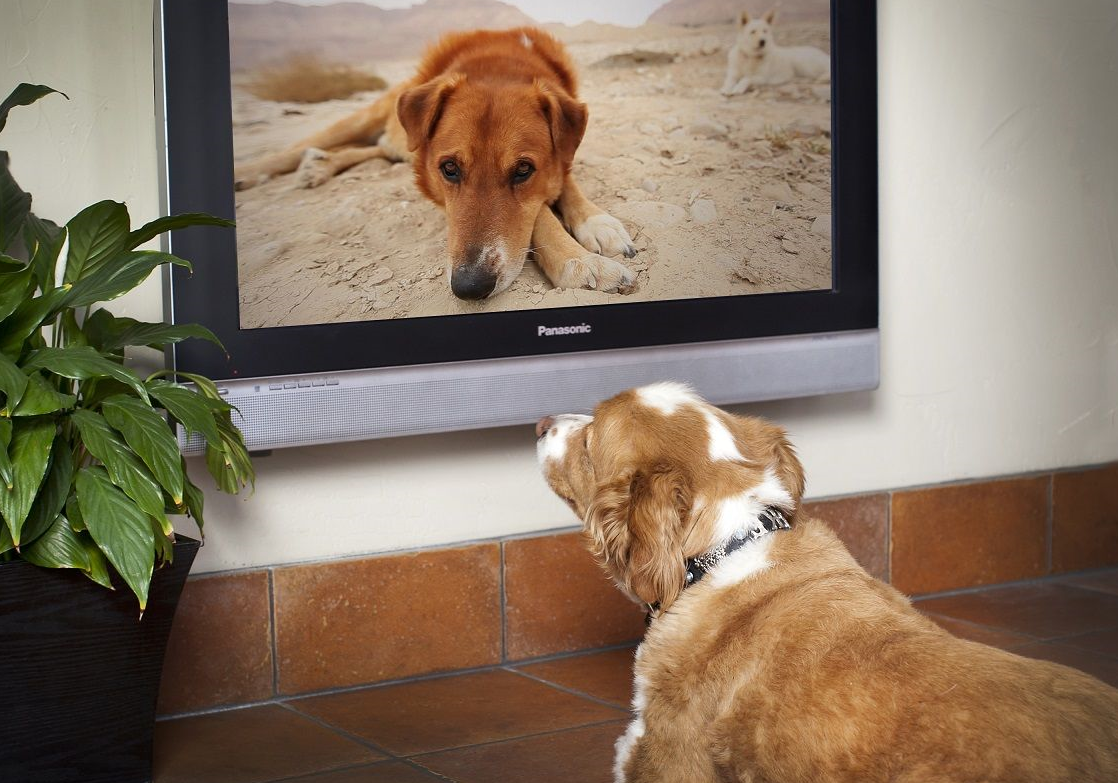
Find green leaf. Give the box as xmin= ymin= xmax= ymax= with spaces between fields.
xmin=65 ymin=493 xmax=84 ymax=531
xmin=24 ymin=214 xmax=66 ymax=293
xmin=0 ymin=416 xmax=55 ymax=545
xmin=0 ymin=418 xmax=11 ymax=489
xmin=152 ymin=517 xmax=174 ymax=564
xmin=66 ymin=250 xmax=191 ymax=307
xmin=20 ymin=514 xmax=90 ymax=571
xmin=0 ymin=257 xmax=34 ymax=324
xmin=11 ymin=373 xmax=76 ymax=416
xmin=82 ymin=536 xmax=113 ymax=589
xmin=70 ymin=409 xmax=166 ymax=522
xmin=63 ymin=201 xmax=129 ymax=284
xmin=0 ymin=351 xmax=29 ymax=413
xmin=0 ymin=285 xmax=73 ymax=357
xmin=0 ymin=152 xmax=32 ymax=253
xmin=148 ymin=380 xmax=221 ymax=445
xmin=0 ymin=83 xmax=67 ymax=134
xmin=85 ymin=311 xmax=223 ymax=353
xmin=21 ymin=436 xmax=73 ymax=546
xmin=102 ymin=394 xmax=184 ymax=504
xmin=75 ymin=465 xmax=153 ymax=609
xmin=23 ymin=346 xmax=149 ymax=403
xmin=126 ymin=213 xmax=234 ymax=249
xmin=181 ymin=470 xmax=205 ymax=533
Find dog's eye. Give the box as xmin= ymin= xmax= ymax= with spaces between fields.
xmin=440 ymin=160 xmax=461 ymax=182
xmin=511 ymin=161 xmax=535 ymax=184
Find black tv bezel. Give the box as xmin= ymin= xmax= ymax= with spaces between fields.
xmin=162 ymin=0 xmax=877 ymax=382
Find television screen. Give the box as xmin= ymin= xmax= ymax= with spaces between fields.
xmin=224 ymin=0 xmax=834 ymax=328
xmin=158 ymin=0 xmax=876 ymax=449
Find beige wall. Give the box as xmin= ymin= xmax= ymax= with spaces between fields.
xmin=3 ymin=0 xmax=1116 ymax=573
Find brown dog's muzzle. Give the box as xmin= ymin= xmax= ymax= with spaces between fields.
xmin=450 ymin=245 xmax=499 ymax=300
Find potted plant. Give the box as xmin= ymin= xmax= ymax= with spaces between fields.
xmin=0 ymin=84 xmax=253 ymax=783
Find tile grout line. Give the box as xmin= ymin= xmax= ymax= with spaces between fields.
xmin=278 ymin=701 xmax=401 ymax=760
xmin=157 ymin=642 xmax=642 ymax=722
xmin=505 ymin=666 xmax=632 ymax=713
xmin=268 ymin=567 xmax=280 ymax=698
xmin=407 ymin=718 xmax=630 ymax=762
xmin=910 ymin=565 xmax=1118 ymax=603
xmin=499 ymin=540 xmax=508 ymax=664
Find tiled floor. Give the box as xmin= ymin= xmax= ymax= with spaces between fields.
xmin=154 ymin=570 xmax=1118 ymax=783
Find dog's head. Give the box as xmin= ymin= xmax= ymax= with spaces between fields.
xmin=737 ymin=9 xmax=777 ymax=56
xmin=536 ymin=383 xmax=805 ymax=611
xmin=397 ymin=74 xmax=587 ymax=300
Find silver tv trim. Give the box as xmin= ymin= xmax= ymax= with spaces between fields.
xmin=179 ymin=330 xmax=878 ymax=454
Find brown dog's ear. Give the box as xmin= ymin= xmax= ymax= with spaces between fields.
xmin=770 ymin=428 xmax=805 ymax=509
xmin=396 ymin=74 xmax=464 ymax=153
xmin=586 ymin=467 xmax=691 ymax=610
xmin=763 ymin=9 xmax=776 ymax=24
xmin=535 ymin=80 xmax=588 ymax=170
xmin=739 ymin=10 xmax=750 ymax=26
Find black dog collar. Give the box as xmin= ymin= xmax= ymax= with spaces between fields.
xmin=645 ymin=506 xmax=791 ymax=625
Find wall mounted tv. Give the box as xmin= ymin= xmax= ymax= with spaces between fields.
xmin=158 ymin=0 xmax=877 ymax=452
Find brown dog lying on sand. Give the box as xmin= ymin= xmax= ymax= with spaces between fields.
xmin=536 ymin=382 xmax=1118 ymax=783
xmin=234 ymin=27 xmax=636 ymax=301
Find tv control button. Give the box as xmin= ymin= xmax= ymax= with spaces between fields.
xmin=326 ymin=379 xmax=339 ymax=386
xmin=312 ymin=379 xmax=326 ymax=387
xmin=268 ymin=384 xmax=282 ymax=391
xmin=297 ymin=381 xmax=311 ymax=388
xmin=283 ymin=382 xmax=296 ymax=389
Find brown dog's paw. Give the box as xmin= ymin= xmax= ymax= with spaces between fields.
xmin=557 ymin=254 xmax=636 ymax=294
xmin=294 ymin=148 xmax=333 ymax=189
xmin=573 ymin=214 xmax=637 ymax=258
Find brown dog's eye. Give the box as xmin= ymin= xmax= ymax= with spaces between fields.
xmin=440 ymin=160 xmax=461 ymax=182
xmin=511 ymin=160 xmax=534 ymax=184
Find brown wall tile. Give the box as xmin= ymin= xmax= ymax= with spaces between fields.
xmin=157 ymin=571 xmax=273 ymax=716
xmin=891 ymin=477 xmax=1048 ymax=595
xmin=504 ymin=532 xmax=645 ymax=660
xmin=274 ymin=545 xmax=500 ymax=695
xmin=1052 ymin=463 xmax=1118 ymax=573
xmin=802 ymin=494 xmax=890 ymax=580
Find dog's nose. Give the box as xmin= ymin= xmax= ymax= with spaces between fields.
xmin=451 ymin=263 xmax=497 ymax=300
xmin=759 ymin=39 xmax=766 ymax=48
xmin=535 ymin=416 xmax=555 ymax=439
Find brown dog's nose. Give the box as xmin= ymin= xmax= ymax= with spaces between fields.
xmin=535 ymin=416 xmax=555 ymax=439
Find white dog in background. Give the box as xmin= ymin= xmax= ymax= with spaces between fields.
xmin=721 ymin=9 xmax=830 ymax=96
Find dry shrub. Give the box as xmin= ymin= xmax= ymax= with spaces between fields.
xmin=247 ymin=53 xmax=387 ymax=103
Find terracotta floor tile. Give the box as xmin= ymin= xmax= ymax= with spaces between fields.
xmin=293 ymin=669 xmax=626 ymax=756
xmin=802 ymin=494 xmax=889 ymax=580
xmin=153 ymin=704 xmax=381 ymax=783
xmin=1056 ymin=569 xmax=1118 ymax=596
xmin=278 ymin=761 xmax=443 ymax=782
xmin=921 ymin=612 xmax=1035 ymax=649
xmin=892 ymin=477 xmax=1048 ymax=595
xmin=504 ymin=533 xmax=646 ymax=660
xmin=414 ymin=720 xmax=628 ymax=783
xmin=158 ymin=571 xmax=274 ymax=715
xmin=515 ymin=647 xmax=637 ymax=708
xmin=915 ymin=583 xmax=1118 ymax=640
xmin=274 ymin=545 xmax=501 ymax=694
xmin=1055 ymin=627 xmax=1118 ymax=658
xmin=1010 ymin=642 xmax=1118 ymax=688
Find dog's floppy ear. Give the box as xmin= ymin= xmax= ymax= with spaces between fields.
xmin=763 ymin=9 xmax=776 ymax=24
xmin=535 ymin=80 xmax=588 ymax=170
xmin=396 ymin=74 xmax=464 ymax=153
xmin=587 ymin=466 xmax=691 ymax=610
xmin=769 ymin=426 xmax=805 ymax=509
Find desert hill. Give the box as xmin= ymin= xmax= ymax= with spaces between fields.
xmin=648 ymin=0 xmax=829 ymax=27
xmin=228 ymin=0 xmax=537 ymax=71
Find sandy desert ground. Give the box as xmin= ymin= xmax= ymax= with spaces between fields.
xmin=231 ymin=21 xmax=832 ymax=328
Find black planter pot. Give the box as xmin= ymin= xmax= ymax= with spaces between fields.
xmin=0 ymin=536 xmax=199 ymax=783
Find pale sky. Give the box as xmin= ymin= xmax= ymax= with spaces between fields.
xmin=230 ymin=0 xmax=669 ymax=27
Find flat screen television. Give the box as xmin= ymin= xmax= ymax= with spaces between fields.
xmin=157 ymin=0 xmax=877 ymax=452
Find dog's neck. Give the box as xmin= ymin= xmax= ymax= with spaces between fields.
xmin=645 ymin=505 xmax=791 ymax=624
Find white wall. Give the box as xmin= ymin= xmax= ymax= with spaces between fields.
xmin=3 ymin=0 xmax=1116 ymax=573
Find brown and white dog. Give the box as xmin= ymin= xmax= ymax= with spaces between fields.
xmin=235 ymin=27 xmax=636 ymax=300
xmin=536 ymin=383 xmax=1118 ymax=783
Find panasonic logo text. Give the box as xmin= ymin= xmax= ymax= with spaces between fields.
xmin=538 ymin=323 xmax=592 ymax=337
